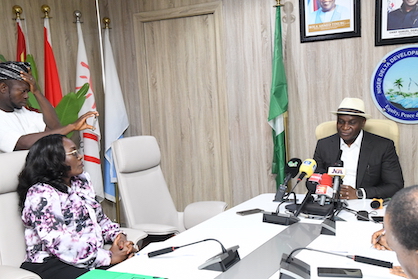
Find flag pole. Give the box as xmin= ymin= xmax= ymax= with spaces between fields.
xmin=273 ymin=0 xmax=283 ymax=7
xmin=102 ymin=17 xmax=121 ymax=225
xmin=95 ymin=0 xmax=106 ymax=90
xmin=268 ymin=0 xmax=289 ymax=191
xmin=12 ymin=5 xmax=23 ymax=19
xmin=272 ymin=0 xmax=289 ymax=164
xmin=95 ymin=1 xmax=121 ymax=224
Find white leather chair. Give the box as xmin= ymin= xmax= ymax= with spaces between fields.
xmin=0 ymin=150 xmax=146 ymax=279
xmin=315 ymin=119 xmax=399 ymax=153
xmin=0 ymin=150 xmax=41 ymax=279
xmin=111 ymin=135 xmax=228 ymax=236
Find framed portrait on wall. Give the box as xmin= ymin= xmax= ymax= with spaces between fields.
xmin=376 ymin=0 xmax=418 ymax=46
xmin=299 ymin=0 xmax=361 ymax=43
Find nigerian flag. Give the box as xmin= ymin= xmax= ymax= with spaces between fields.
xmin=268 ymin=7 xmax=288 ymax=189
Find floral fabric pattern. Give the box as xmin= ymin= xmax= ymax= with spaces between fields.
xmin=22 ymin=172 xmax=121 ymax=268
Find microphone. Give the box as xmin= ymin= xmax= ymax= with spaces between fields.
xmin=274 ymin=158 xmax=302 ymax=202
xmin=334 ymin=149 xmax=343 ymax=167
xmin=285 ymin=158 xmax=303 ymax=183
xmin=288 ymin=171 xmax=322 ymax=218
xmin=148 ymin=238 xmax=240 ymax=272
xmin=370 ymin=198 xmax=391 ymax=209
xmin=148 ymin=238 xmax=226 ymax=257
xmin=349 ymin=255 xmax=393 ymax=268
xmin=283 ymin=247 xmax=393 ymax=268
xmin=327 ymin=167 xmax=345 ymax=200
xmin=148 ymin=246 xmax=178 ymax=257
xmin=297 ymin=159 xmax=317 ymax=181
xmin=305 ymin=173 xmax=322 ymax=192
xmin=315 ymin=173 xmax=333 ymax=206
xmin=328 ymin=150 xmax=345 ymax=199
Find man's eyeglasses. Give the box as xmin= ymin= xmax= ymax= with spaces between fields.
xmin=66 ymin=149 xmax=83 ymax=158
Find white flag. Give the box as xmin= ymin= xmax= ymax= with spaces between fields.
xmin=76 ymin=21 xmax=104 ymax=200
xmin=103 ymin=28 xmax=129 ymax=202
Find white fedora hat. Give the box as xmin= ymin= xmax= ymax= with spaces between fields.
xmin=331 ymin=97 xmax=371 ymax=119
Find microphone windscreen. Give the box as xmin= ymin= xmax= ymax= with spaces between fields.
xmin=309 ymin=173 xmax=322 ymax=183
xmin=299 ymin=159 xmax=317 ymax=179
xmin=320 ymin=173 xmax=333 ymax=187
xmin=370 ymin=198 xmax=391 ymax=209
xmin=306 ymin=180 xmax=317 ymax=192
xmin=286 ymin=158 xmax=302 ymax=178
xmin=370 ymin=199 xmax=382 ymax=209
xmin=305 ymin=173 xmax=322 ymax=192
xmin=327 ymin=166 xmax=346 ymax=178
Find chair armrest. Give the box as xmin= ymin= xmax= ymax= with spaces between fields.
xmin=0 ymin=265 xmax=41 ymax=279
xmin=131 ymin=224 xmax=180 ymax=235
xmin=183 ymin=201 xmax=227 ymax=229
xmin=121 ymin=228 xmax=148 ymax=244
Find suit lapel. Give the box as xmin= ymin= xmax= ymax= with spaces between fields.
xmin=356 ymin=131 xmax=373 ymax=188
xmin=329 ymin=134 xmax=340 ymax=163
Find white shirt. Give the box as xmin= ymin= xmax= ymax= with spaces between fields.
xmin=0 ymin=107 xmax=45 ymax=153
xmin=340 ymin=130 xmax=363 ymax=188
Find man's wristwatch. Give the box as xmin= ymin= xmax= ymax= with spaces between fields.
xmin=356 ymin=189 xmax=364 ymax=199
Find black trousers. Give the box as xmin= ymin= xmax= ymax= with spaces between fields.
xmin=21 ymin=257 xmax=110 ymax=279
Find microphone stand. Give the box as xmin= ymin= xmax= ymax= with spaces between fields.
xmin=320 ymin=178 xmax=349 ymax=235
xmin=147 ymin=238 xmax=241 ymax=272
xmin=279 ymin=247 xmax=393 ymax=279
xmin=263 ymin=180 xmax=304 ymax=226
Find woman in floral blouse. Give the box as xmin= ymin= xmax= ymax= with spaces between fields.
xmin=17 ymin=134 xmax=137 ymax=279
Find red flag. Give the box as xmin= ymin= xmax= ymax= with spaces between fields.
xmin=44 ymin=17 xmax=62 ymax=107
xmin=16 ymin=19 xmax=26 ymax=62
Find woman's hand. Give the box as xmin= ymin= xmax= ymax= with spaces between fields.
xmin=371 ymin=228 xmax=391 ymax=250
xmin=109 ymin=233 xmax=138 ymax=265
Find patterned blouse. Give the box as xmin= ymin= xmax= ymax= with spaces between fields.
xmin=21 ymin=172 xmax=121 ymax=268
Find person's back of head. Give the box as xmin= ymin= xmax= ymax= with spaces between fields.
xmin=385 ymin=185 xmax=418 ymax=279
xmin=386 ymin=185 xmax=418 ymax=250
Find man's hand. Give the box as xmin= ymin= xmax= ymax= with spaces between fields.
xmin=20 ymin=71 xmax=38 ymax=94
xmin=71 ymin=111 xmax=99 ymax=131
xmin=390 ymin=266 xmax=407 ymax=278
xmin=340 ymin=184 xmax=357 ymax=200
xmin=371 ymin=228 xmax=391 ymax=250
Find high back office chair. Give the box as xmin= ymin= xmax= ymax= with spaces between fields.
xmin=0 ymin=150 xmax=41 ymax=279
xmin=315 ymin=119 xmax=399 ymax=152
xmin=0 ymin=150 xmax=147 ymax=279
xmin=112 ymin=136 xmax=228 ymax=237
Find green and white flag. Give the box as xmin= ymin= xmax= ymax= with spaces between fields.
xmin=268 ymin=7 xmax=288 ymax=189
